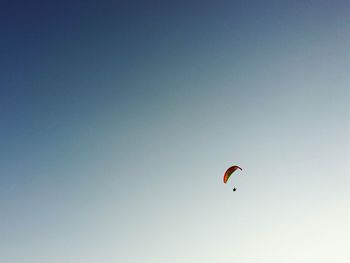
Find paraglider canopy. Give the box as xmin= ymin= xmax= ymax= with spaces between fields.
xmin=223 ymin=165 xmax=242 ymax=184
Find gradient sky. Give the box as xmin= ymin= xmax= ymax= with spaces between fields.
xmin=1 ymin=1 xmax=349 ymax=262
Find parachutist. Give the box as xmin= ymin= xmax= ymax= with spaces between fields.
xmin=223 ymin=165 xmax=242 ymax=192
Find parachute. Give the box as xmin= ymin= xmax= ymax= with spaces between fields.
xmin=223 ymin=165 xmax=242 ymax=184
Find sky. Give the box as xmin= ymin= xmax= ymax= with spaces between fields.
xmin=0 ymin=1 xmax=349 ymax=262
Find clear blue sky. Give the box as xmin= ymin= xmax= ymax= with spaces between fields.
xmin=1 ymin=1 xmax=349 ymax=262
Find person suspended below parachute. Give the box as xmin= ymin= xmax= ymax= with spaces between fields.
xmin=223 ymin=165 xmax=242 ymax=192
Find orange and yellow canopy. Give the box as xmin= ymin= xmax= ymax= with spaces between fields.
xmin=223 ymin=165 xmax=242 ymax=184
